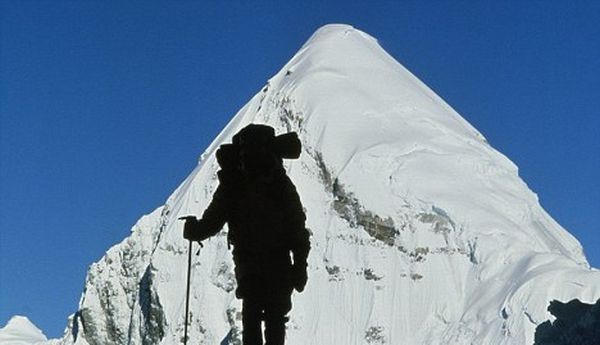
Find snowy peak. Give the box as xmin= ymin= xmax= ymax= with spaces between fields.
xmin=247 ymin=25 xmax=586 ymax=265
xmin=0 ymin=316 xmax=49 ymax=345
xmin=270 ymin=24 xmax=485 ymax=143
xmin=256 ymin=24 xmax=494 ymax=195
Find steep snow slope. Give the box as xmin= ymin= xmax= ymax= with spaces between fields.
xmin=14 ymin=24 xmax=600 ymax=345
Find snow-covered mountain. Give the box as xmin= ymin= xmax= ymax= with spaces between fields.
xmin=0 ymin=316 xmax=55 ymax=345
xmin=8 ymin=24 xmax=600 ymax=345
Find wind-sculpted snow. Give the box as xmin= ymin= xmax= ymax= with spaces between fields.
xmin=13 ymin=24 xmax=599 ymax=345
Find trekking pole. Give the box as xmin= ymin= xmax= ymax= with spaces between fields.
xmin=179 ymin=216 xmax=203 ymax=345
xmin=184 ymin=238 xmax=193 ymax=345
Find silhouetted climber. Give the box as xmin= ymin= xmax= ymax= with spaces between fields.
xmin=182 ymin=124 xmax=310 ymax=345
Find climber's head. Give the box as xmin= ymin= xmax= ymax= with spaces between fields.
xmin=235 ymin=124 xmax=278 ymax=176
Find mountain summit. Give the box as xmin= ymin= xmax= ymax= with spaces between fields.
xmin=0 ymin=316 xmax=50 ymax=345
xmin=15 ymin=24 xmax=600 ymax=345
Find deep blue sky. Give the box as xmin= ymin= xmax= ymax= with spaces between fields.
xmin=1 ymin=1 xmax=598 ymax=338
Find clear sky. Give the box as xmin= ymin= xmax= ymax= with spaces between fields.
xmin=1 ymin=0 xmax=598 ymax=339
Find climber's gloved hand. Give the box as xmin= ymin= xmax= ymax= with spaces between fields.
xmin=180 ymin=216 xmax=209 ymax=243
xmin=291 ymin=263 xmax=308 ymax=293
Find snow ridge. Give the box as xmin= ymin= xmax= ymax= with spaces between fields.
xmin=9 ymin=24 xmax=599 ymax=345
